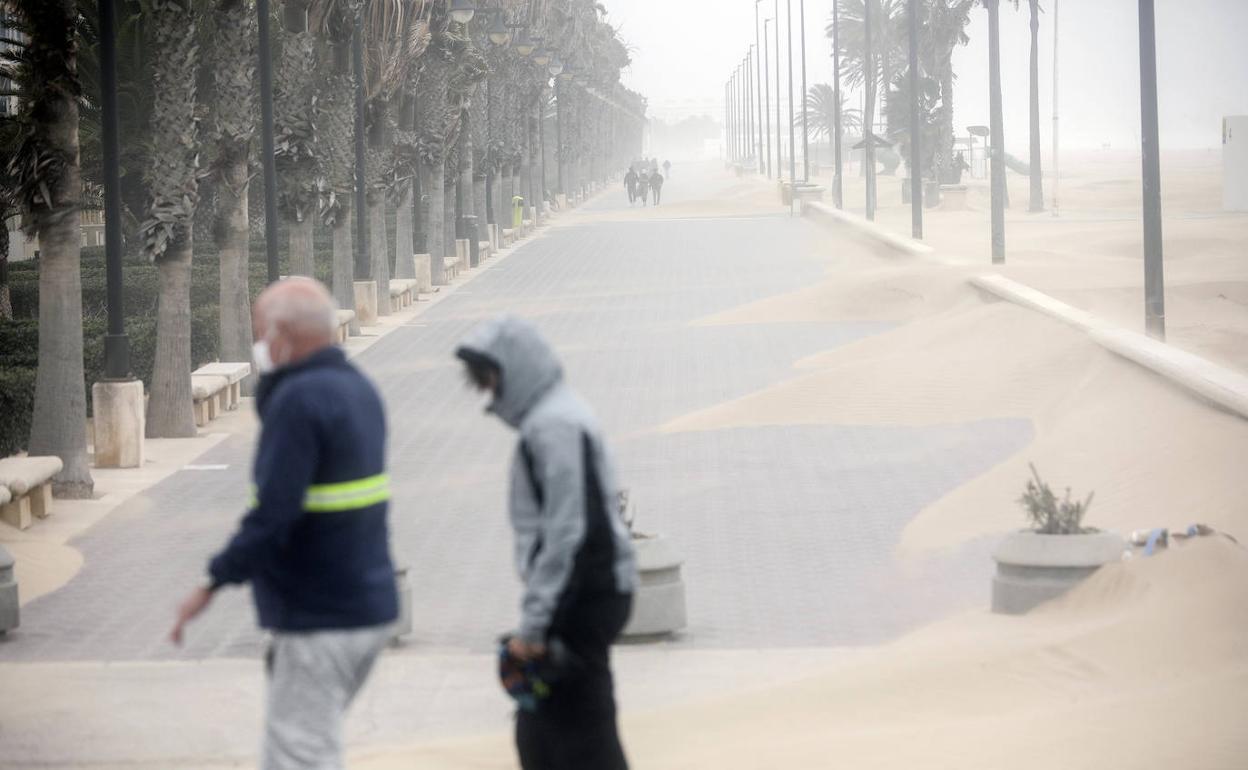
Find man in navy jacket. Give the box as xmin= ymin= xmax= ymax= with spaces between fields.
xmin=171 ymin=277 xmax=397 ymax=770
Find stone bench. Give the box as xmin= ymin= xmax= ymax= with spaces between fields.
xmin=0 ymin=455 xmax=63 ymax=530
xmin=443 ymin=257 xmax=460 ymax=281
xmin=191 ymin=362 xmax=251 ymax=412
xmin=334 ymin=309 xmax=355 ymax=342
xmin=501 ymin=228 xmax=515 ymax=246
xmin=478 ymin=240 xmax=492 ymax=260
xmin=388 ymin=279 xmax=416 ymax=312
xmin=191 ymin=374 xmax=231 ymax=428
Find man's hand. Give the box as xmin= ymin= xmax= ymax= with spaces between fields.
xmin=169 ymin=586 xmax=215 ymax=646
xmin=507 ymin=637 xmax=547 ymax=662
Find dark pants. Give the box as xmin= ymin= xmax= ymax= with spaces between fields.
xmin=652 ymin=186 xmax=662 ymax=205
xmin=516 ymin=593 xmax=632 ymax=770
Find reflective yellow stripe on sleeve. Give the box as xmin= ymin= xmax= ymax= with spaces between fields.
xmin=301 ymin=473 xmax=391 ymax=513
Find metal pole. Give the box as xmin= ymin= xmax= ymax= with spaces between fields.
xmin=786 ymin=0 xmax=796 ymax=209
xmin=258 ymin=0 xmax=280 ymax=283
xmin=763 ymin=18 xmax=772 ymax=178
xmin=352 ymin=12 xmax=369 ymax=277
xmin=99 ymin=0 xmax=129 ymax=378
xmin=1138 ymin=0 xmax=1165 ymax=340
xmin=774 ymin=0 xmax=782 ymax=180
xmin=864 ymin=0 xmax=875 ymax=220
xmin=987 ymin=0 xmax=1005 ymax=263
xmin=799 ymin=0 xmax=809 ymax=182
xmin=1052 ymin=0 xmax=1060 ymax=216
xmin=556 ymin=78 xmax=565 ymax=194
xmin=831 ymin=0 xmax=843 ymax=208
xmin=486 ymin=77 xmax=495 ymax=226
xmin=755 ymin=2 xmax=765 ymax=174
xmin=747 ymin=51 xmax=755 ymax=168
xmin=908 ymin=0 xmax=923 ymax=238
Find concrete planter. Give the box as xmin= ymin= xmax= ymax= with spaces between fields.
xmin=991 ymin=530 xmax=1127 ymax=614
xmin=622 ymin=535 xmax=687 ymax=638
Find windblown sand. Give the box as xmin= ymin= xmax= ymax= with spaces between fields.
xmin=355 ymin=538 xmax=1248 ymax=769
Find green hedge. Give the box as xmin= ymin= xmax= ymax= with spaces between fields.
xmin=0 ymin=310 xmax=219 ymax=454
xmin=0 ymin=368 xmax=37 ymax=458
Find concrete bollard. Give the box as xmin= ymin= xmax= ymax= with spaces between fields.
xmin=391 ymin=567 xmax=411 ymax=645
xmin=0 ymin=545 xmax=18 ymax=634
xmin=413 ymin=253 xmax=432 ymax=294
xmin=91 ymin=379 xmax=145 ymax=469
xmin=352 ymin=281 xmax=378 ymax=326
xmin=622 ymin=535 xmax=687 ymax=638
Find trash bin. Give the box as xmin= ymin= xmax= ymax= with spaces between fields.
xmin=511 ymin=196 xmax=524 ymax=229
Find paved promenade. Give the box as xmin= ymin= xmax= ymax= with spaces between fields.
xmin=1 ymin=164 xmax=1031 ymax=667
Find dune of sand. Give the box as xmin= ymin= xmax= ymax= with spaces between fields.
xmin=664 ymin=252 xmax=1248 ymax=553
xmin=352 ymin=537 xmax=1248 ymax=770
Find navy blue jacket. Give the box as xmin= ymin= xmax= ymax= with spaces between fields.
xmin=208 ymin=347 xmax=399 ymax=631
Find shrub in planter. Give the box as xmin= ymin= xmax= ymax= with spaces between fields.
xmin=0 ymin=367 xmax=37 ymax=458
xmin=991 ymin=465 xmax=1126 ymax=615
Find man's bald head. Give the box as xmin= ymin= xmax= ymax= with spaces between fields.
xmin=253 ymin=277 xmax=338 ymax=369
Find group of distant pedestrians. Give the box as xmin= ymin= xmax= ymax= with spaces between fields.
xmin=624 ymin=158 xmax=670 ymax=207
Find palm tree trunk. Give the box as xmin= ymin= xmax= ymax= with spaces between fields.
xmin=368 ymin=192 xmax=390 ymax=315
xmin=1028 ymin=0 xmax=1044 ymax=212
xmin=331 ymin=203 xmax=358 ymax=335
xmin=428 ymin=161 xmax=447 ymax=285
xmin=289 ymin=215 xmax=314 ymax=276
xmin=147 ymin=242 xmax=196 ymax=438
xmin=987 ymin=0 xmax=1006 ymax=261
xmin=25 ymin=0 xmax=92 ymax=496
xmin=0 ymin=231 xmax=11 ymax=320
xmin=938 ymin=55 xmax=955 ymax=181
xmin=394 ymin=181 xmax=414 ymax=278
xmin=215 ymin=153 xmax=254 ymax=393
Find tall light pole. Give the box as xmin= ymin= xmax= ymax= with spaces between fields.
xmin=747 ymin=50 xmax=755 ymax=167
xmin=755 ymin=1 xmax=766 ymax=174
xmin=763 ymin=17 xmax=773 ymax=178
xmin=774 ymin=0 xmax=782 ymax=180
xmin=986 ymin=0 xmax=1005 ymax=263
xmin=799 ymin=0 xmax=809 ymax=182
xmin=258 ymin=0 xmax=281 ymax=283
xmin=864 ymin=0 xmax=875 ymax=220
xmin=907 ymin=0 xmax=923 ymax=238
xmin=786 ymin=0 xmax=796 ymax=206
xmin=1052 ymin=0 xmax=1060 ymax=216
xmin=1138 ymin=0 xmax=1165 ymax=339
xmin=831 ymin=0 xmax=843 ymax=208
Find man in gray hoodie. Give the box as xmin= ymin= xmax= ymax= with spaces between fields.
xmin=456 ymin=316 xmax=637 ymax=770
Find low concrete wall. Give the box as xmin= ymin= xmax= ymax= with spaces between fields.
xmin=971 ymin=274 xmax=1248 ymax=420
xmin=802 ymin=201 xmax=935 ymax=257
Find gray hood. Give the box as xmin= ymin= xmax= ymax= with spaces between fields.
xmin=456 ymin=315 xmax=563 ymax=428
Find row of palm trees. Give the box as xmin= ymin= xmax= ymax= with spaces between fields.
xmin=796 ymin=0 xmax=1044 ymax=212
xmin=1 ymin=0 xmax=645 ymax=495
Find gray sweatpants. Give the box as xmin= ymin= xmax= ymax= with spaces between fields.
xmin=263 ymin=624 xmax=391 ymax=770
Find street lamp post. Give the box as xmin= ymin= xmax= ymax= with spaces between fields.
xmin=755 ymin=1 xmax=766 ymax=174
xmin=352 ymin=9 xmax=369 ymax=277
xmin=864 ymin=0 xmax=876 ymax=220
xmin=831 ymin=0 xmax=843 ymax=208
xmin=799 ymin=0 xmax=809 ymax=182
xmin=986 ymin=0 xmax=1006 ymax=262
xmin=763 ymin=18 xmax=772 ymax=178
xmin=786 ymin=0 xmax=796 ymax=208
xmin=774 ymin=0 xmax=782 ymax=181
xmin=258 ymin=0 xmax=281 ymax=283
xmin=1138 ymin=0 xmax=1165 ymax=339
xmin=907 ymin=0 xmax=923 ymax=238
xmin=746 ymin=51 xmax=754 ymax=168
xmin=98 ymin=0 xmax=129 ymax=379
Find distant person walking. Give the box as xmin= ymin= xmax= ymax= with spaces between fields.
xmin=624 ymin=168 xmax=638 ymax=205
xmin=662 ymin=159 xmax=671 ymax=179
xmin=649 ymin=171 xmax=664 ymax=206
xmin=170 ymin=277 xmax=398 ymax=770
xmin=456 ymin=316 xmax=638 ymax=770
xmin=637 ymin=172 xmax=650 ymax=206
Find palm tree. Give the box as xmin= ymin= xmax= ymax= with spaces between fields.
xmin=141 ymin=0 xmax=202 ymax=438
xmin=799 ymin=82 xmax=862 ymax=165
xmin=921 ymin=0 xmax=975 ymax=182
xmin=208 ymin=0 xmax=257 ymax=392
xmin=830 ymin=0 xmax=905 ymax=137
xmin=274 ymin=3 xmax=321 ymax=279
xmin=0 ymin=117 xmax=16 ymax=321
xmin=2 ymin=0 xmax=94 ymax=494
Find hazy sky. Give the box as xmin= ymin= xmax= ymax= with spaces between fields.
xmin=604 ymin=0 xmax=1248 ymax=152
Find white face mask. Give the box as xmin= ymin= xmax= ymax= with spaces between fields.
xmin=252 ymin=339 xmax=276 ymax=375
